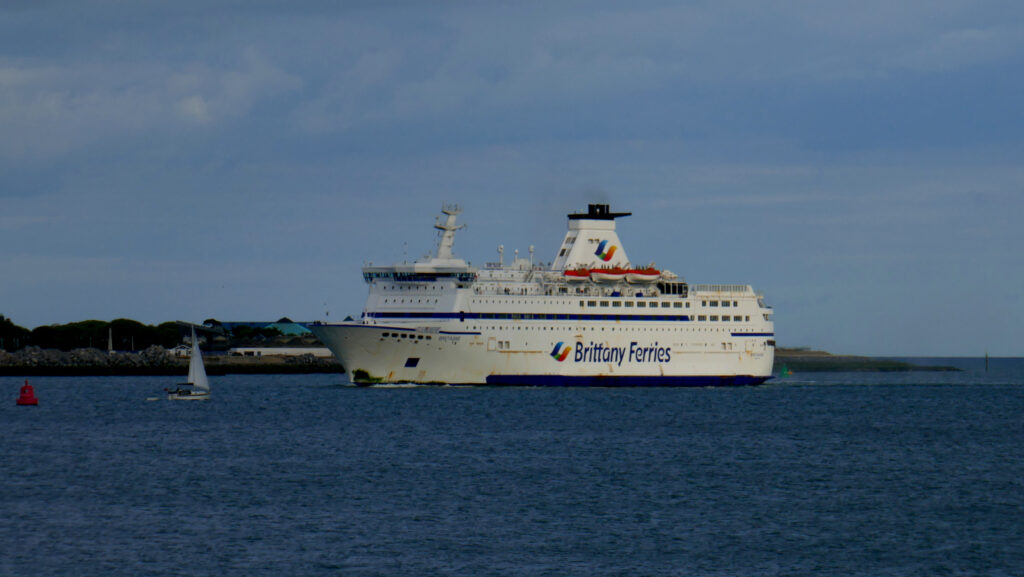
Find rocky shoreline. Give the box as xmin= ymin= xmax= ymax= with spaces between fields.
xmin=0 ymin=346 xmax=344 ymax=376
xmin=0 ymin=345 xmax=958 ymax=376
xmin=775 ymin=348 xmax=959 ymax=372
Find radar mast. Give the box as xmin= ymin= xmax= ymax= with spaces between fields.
xmin=434 ymin=204 xmax=465 ymax=260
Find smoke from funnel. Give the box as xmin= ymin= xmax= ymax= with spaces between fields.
xmin=578 ymin=186 xmax=611 ymax=204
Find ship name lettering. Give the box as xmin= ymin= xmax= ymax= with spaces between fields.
xmin=628 ymin=341 xmax=671 ymax=363
xmin=574 ymin=342 xmax=627 ymax=366
xmin=572 ymin=341 xmax=671 ymax=365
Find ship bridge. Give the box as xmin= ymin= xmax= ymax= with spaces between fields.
xmin=362 ymin=203 xmax=477 ymax=285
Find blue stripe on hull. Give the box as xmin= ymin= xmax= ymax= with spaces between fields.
xmin=364 ymin=312 xmax=696 ymax=322
xmin=483 ymin=375 xmax=771 ymax=387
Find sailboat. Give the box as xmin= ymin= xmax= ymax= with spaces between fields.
xmin=166 ymin=327 xmax=211 ymax=401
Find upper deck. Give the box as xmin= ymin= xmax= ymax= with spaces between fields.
xmin=358 ymin=204 xmax=771 ymax=318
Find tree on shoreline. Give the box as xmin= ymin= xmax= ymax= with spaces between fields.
xmin=1 ymin=317 xmax=316 ymax=352
xmin=1 ymin=315 xmax=31 ymax=351
xmin=1 ymin=317 xmax=182 ymax=352
xmin=228 ymin=324 xmax=283 ymax=344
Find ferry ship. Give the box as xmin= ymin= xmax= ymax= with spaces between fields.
xmin=309 ymin=204 xmax=774 ymax=386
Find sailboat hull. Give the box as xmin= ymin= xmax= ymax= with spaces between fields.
xmin=167 ymin=390 xmax=210 ymax=401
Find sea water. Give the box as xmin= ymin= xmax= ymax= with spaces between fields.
xmin=2 ymin=360 xmax=1023 ymax=576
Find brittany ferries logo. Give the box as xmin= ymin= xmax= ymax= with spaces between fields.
xmin=595 ymin=240 xmax=617 ymax=262
xmin=550 ymin=342 xmax=572 ymax=362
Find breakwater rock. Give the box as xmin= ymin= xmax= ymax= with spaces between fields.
xmin=0 ymin=346 xmax=344 ymax=376
xmin=775 ymin=349 xmax=959 ymax=372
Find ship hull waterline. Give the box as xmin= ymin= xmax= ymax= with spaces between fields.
xmin=310 ymin=322 xmax=773 ymax=387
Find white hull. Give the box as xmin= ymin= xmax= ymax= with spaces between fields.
xmin=167 ymin=390 xmax=210 ymax=401
xmin=310 ymin=319 xmax=773 ymax=386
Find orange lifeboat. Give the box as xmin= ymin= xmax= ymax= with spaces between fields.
xmin=626 ymin=266 xmax=661 ymax=283
xmin=563 ymin=268 xmax=591 ymax=282
xmin=590 ymin=267 xmax=627 ymax=282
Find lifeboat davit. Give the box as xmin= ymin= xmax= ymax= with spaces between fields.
xmin=626 ymin=267 xmax=661 ymax=283
xmin=563 ymin=268 xmax=591 ymax=282
xmin=16 ymin=380 xmax=38 ymax=406
xmin=590 ymin=267 xmax=627 ymax=282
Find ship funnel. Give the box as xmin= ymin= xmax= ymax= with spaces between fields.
xmin=554 ymin=204 xmax=632 ymax=270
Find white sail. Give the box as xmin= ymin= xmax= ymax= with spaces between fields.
xmin=187 ymin=327 xmax=210 ymax=392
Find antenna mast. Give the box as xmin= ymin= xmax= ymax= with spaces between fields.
xmin=434 ymin=203 xmax=465 ymax=259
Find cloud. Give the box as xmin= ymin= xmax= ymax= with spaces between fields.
xmin=0 ymin=214 xmax=55 ymax=230
xmin=176 ymin=95 xmax=211 ymax=124
xmin=896 ymin=26 xmax=1022 ymax=72
xmin=217 ymin=47 xmax=303 ymax=117
xmin=1 ymin=1 xmax=1022 ymax=352
xmin=0 ymin=48 xmax=300 ymax=160
xmin=289 ymin=6 xmax=685 ymax=134
xmin=0 ymin=61 xmax=151 ymax=158
xmin=284 ymin=2 xmax=1024 ymax=145
xmin=170 ymin=48 xmax=302 ymax=125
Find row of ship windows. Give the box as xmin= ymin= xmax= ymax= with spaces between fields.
xmin=475 ymin=298 xmax=745 ymax=309
xmin=378 ymin=298 xmax=748 ymax=310
xmin=556 ymin=236 xmax=579 ymax=254
xmin=380 ymin=327 xmax=759 ymax=344
xmin=583 ymin=300 xmax=688 ymax=309
xmin=377 ymin=285 xmax=746 ymax=308
xmin=382 ymin=333 xmax=431 ymax=340
xmin=474 ymin=299 xmax=585 ymax=305
xmin=380 ymin=285 xmax=444 ymax=291
xmin=469 ymin=326 xmax=750 ymax=332
xmin=698 ymin=315 xmax=749 ymax=322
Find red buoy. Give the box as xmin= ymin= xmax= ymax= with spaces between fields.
xmin=16 ymin=380 xmax=38 ymax=406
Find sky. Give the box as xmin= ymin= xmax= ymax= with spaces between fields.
xmin=1 ymin=1 xmax=1022 ymax=356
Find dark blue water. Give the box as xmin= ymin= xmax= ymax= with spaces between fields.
xmin=3 ymin=361 xmax=1023 ymax=576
